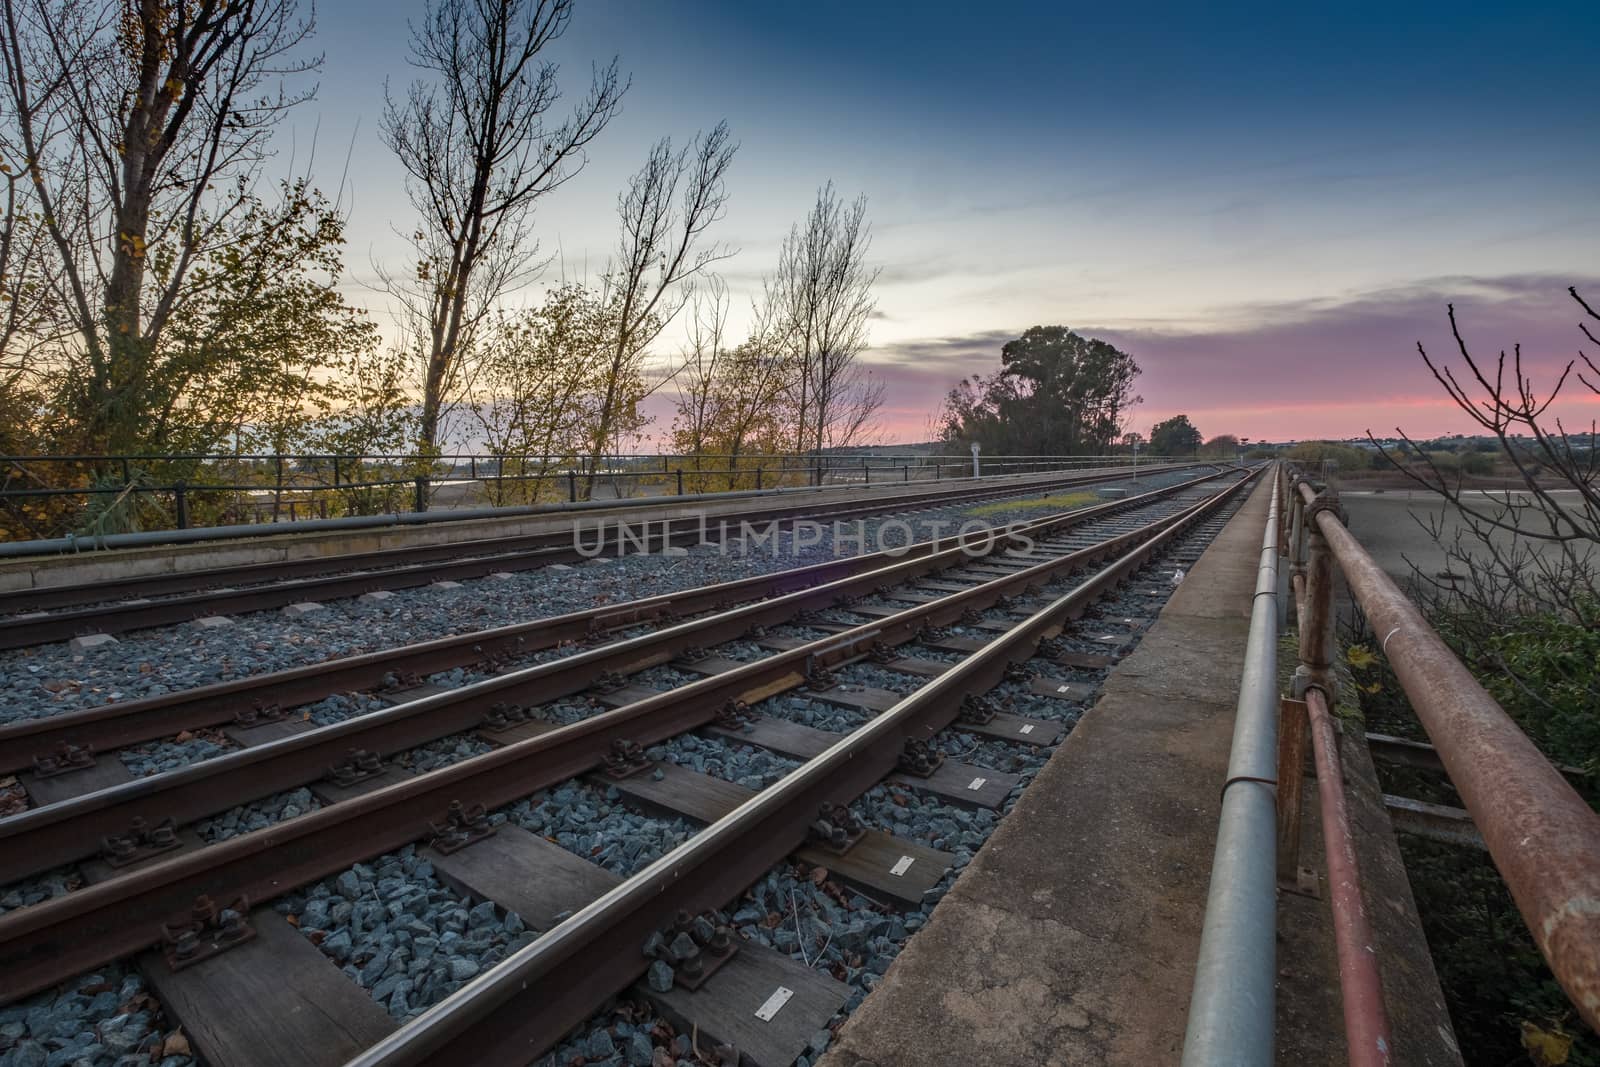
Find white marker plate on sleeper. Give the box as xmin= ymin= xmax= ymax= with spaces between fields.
xmin=754 ymin=987 xmax=793 ymax=1022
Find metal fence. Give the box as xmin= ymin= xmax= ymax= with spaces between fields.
xmin=0 ymin=451 xmax=1155 ymax=537
xmin=1183 ymin=463 xmax=1600 ymax=1064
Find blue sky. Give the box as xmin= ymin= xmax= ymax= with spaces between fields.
xmin=289 ymin=0 xmax=1599 ymax=442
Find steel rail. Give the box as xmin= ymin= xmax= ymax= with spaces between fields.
xmin=1182 ymin=463 xmax=1280 ymax=1066
xmin=1294 ymin=477 xmax=1600 ymax=1032
xmin=0 ymin=474 xmax=1208 ymax=775
xmin=0 ymin=474 xmax=1249 ymax=1002
xmin=0 ymin=473 xmax=1233 ymax=882
xmin=0 ymin=465 xmax=1197 ymax=652
xmin=0 ymin=464 xmax=1186 ymax=621
xmin=345 ymin=468 xmax=1260 ymax=1066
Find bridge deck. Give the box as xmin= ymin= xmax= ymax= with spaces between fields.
xmin=820 ymin=475 xmax=1460 ymax=1066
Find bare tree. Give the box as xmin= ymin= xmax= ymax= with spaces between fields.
xmin=583 ymin=120 xmax=737 ymax=493
xmin=0 ymin=0 xmax=319 ymax=452
xmin=670 ymin=278 xmax=733 ymax=462
xmin=765 ymin=182 xmax=882 ymax=455
xmin=0 ymin=156 xmax=61 ymax=439
xmin=381 ymin=0 xmax=626 ymax=451
xmin=1375 ymin=287 xmax=1599 ymax=621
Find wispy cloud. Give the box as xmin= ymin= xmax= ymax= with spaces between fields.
xmin=854 ymin=275 xmax=1600 ymax=442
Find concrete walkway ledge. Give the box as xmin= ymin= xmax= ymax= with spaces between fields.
xmin=820 ymin=474 xmax=1459 ymax=1066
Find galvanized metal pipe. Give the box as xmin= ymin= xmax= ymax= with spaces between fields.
xmin=1296 ymin=479 xmax=1600 ymax=1031
xmin=1306 ymin=687 xmax=1395 ymax=1065
xmin=1181 ymin=464 xmax=1282 ymax=1066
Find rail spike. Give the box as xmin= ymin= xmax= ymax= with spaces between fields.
xmin=1004 ymin=661 xmax=1036 ymax=683
xmin=326 ymin=748 xmax=384 ymax=788
xmin=810 ymin=801 xmax=866 ymax=855
xmin=32 ymin=741 xmax=95 ymax=778
xmin=232 ymin=701 xmax=288 ymax=729
xmin=714 ymin=699 xmax=756 ymax=730
xmin=897 ymin=738 xmax=945 ymax=778
xmin=592 ymin=669 xmax=628 ymax=694
xmin=480 ymin=702 xmax=532 ymax=733
xmin=641 ymin=909 xmax=738 ymax=990
xmin=162 ymin=894 xmax=255 ymax=972
xmin=959 ymin=694 xmax=999 ymax=726
xmin=427 ymin=800 xmax=496 ymax=855
xmin=1035 ymin=636 xmax=1068 ymax=659
xmin=602 ymin=738 xmax=653 ymax=780
xmin=803 ymin=662 xmax=837 ymax=692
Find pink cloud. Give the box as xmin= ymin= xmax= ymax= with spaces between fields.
xmin=854 ymin=275 xmax=1600 ymax=444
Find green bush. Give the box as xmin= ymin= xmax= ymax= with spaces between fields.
xmin=1426 ymin=450 xmax=1461 ymax=472
xmin=1284 ymin=440 xmax=1374 ymax=471
xmin=1434 ymin=601 xmax=1600 ymax=774
xmin=1353 ymin=598 xmax=1599 ymax=1063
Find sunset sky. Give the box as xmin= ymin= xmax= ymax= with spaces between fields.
xmin=297 ymin=0 xmax=1598 ymax=446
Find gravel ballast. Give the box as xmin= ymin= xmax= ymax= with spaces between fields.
xmin=0 ymin=470 xmax=1206 ymax=725
xmin=0 ymin=473 xmax=1251 ymax=1067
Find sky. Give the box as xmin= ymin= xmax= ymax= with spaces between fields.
xmin=286 ymin=0 xmax=1598 ymax=446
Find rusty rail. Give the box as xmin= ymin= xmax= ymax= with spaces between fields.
xmin=1304 ymin=687 xmax=1394 ymax=1065
xmin=0 ymin=475 xmax=1251 ymax=1003
xmin=344 ymin=472 xmax=1259 ymax=1066
xmin=0 ymin=472 xmax=1218 ymax=774
xmin=1290 ymin=472 xmax=1600 ymax=1034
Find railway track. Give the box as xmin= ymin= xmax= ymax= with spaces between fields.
xmin=0 ymin=466 xmax=1256 ymax=1067
xmin=0 ymin=469 xmax=1217 ymax=783
xmin=0 ymin=465 xmax=1188 ymax=650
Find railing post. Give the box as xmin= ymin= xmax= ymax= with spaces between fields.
xmin=273 ymin=454 xmax=285 ymax=523
xmin=173 ymin=482 xmax=189 ymax=530
xmin=675 ymin=468 xmax=683 ymax=496
xmin=414 ymin=476 xmax=429 ymax=514
xmin=1294 ymin=488 xmax=1343 ymax=702
xmin=568 ymin=470 xmax=578 ymax=503
xmin=755 ymin=467 xmax=763 ymax=490
xmin=1276 ymin=697 xmax=1309 ymax=887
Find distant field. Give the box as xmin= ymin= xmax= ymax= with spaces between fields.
xmin=1333 ymin=467 xmax=1556 ymax=492
xmin=1341 ymin=489 xmax=1580 ymax=589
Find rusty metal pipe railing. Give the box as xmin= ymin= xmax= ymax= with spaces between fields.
xmin=1305 ymin=687 xmax=1395 ymax=1065
xmin=1294 ymin=478 xmax=1600 ymax=1031
xmin=1181 ymin=464 xmax=1282 ymax=1066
